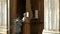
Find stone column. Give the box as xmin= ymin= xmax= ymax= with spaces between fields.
xmin=42 ymin=0 xmax=60 ymax=34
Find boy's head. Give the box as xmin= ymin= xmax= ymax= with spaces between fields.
xmin=23 ymin=13 xmax=26 ymax=17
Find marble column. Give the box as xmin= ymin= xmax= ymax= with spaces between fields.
xmin=0 ymin=0 xmax=7 ymax=34
xmin=42 ymin=0 xmax=60 ymax=34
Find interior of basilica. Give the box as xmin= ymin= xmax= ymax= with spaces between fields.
xmin=0 ymin=0 xmax=60 ymax=34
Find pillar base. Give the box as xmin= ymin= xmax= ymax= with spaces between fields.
xmin=42 ymin=29 xmax=60 ymax=34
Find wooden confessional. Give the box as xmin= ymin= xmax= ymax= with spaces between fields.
xmin=10 ymin=0 xmax=44 ymax=34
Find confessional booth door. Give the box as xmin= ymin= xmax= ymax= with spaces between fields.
xmin=30 ymin=0 xmax=44 ymax=34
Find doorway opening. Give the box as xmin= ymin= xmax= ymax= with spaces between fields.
xmin=17 ymin=0 xmax=26 ymax=19
xmin=16 ymin=0 xmax=26 ymax=34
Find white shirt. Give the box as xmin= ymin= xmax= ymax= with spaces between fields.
xmin=22 ymin=17 xmax=26 ymax=22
